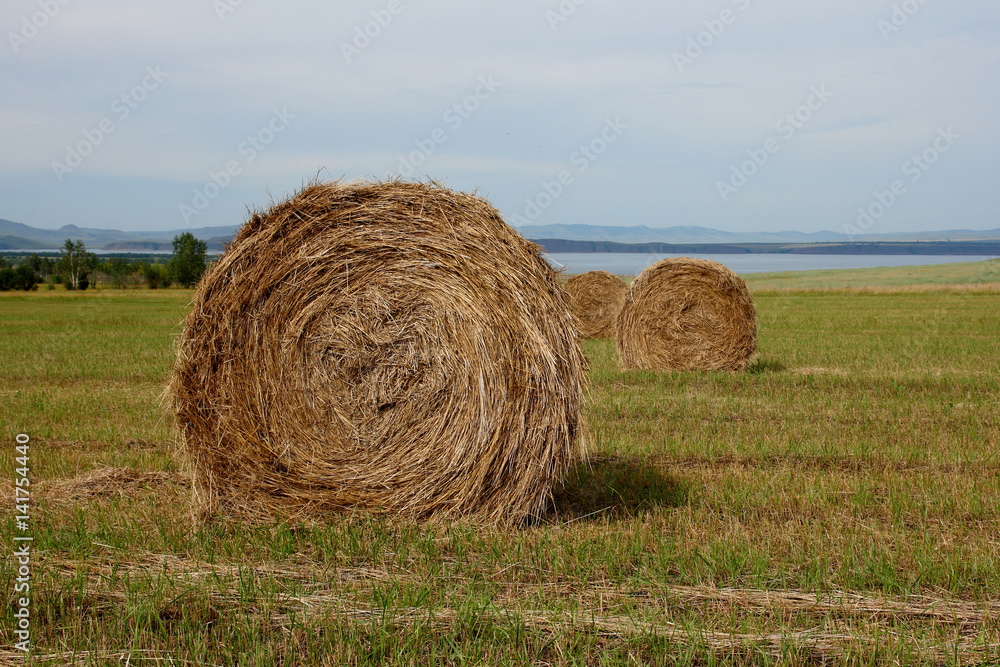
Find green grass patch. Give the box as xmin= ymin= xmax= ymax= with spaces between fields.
xmin=744 ymin=257 xmax=1000 ymax=291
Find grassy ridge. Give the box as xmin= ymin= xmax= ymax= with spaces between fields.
xmin=1 ymin=262 xmax=998 ymax=665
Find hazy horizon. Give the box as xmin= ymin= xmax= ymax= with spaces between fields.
xmin=4 ymin=217 xmax=1000 ymax=238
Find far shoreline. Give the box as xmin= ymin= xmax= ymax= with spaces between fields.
xmin=532 ymin=239 xmax=1000 ymax=256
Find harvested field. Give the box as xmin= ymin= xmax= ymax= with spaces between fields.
xmin=2 ymin=260 xmax=999 ymax=665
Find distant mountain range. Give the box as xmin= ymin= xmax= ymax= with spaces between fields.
xmin=2 ymin=217 xmax=999 ymax=252
xmin=515 ymin=223 xmax=1000 ymax=244
xmin=0 ymin=218 xmax=241 ymax=251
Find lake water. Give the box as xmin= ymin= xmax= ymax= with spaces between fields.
xmin=544 ymin=253 xmax=1000 ymax=276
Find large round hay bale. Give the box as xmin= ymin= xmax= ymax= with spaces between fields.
xmin=615 ymin=257 xmax=756 ymax=371
xmin=563 ymin=271 xmax=628 ymax=339
xmin=169 ymin=180 xmax=584 ymax=525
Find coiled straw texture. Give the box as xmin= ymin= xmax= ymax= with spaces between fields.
xmin=169 ymin=180 xmax=585 ymax=525
xmin=615 ymin=257 xmax=756 ymax=371
xmin=563 ymin=271 xmax=628 ymax=339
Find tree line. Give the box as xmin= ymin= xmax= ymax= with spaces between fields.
xmin=0 ymin=232 xmax=208 ymax=291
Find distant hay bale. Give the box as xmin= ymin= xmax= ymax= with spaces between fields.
xmin=615 ymin=257 xmax=756 ymax=371
xmin=563 ymin=271 xmax=628 ymax=339
xmin=169 ymin=179 xmax=584 ymax=525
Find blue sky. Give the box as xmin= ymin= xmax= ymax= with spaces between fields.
xmin=1 ymin=0 xmax=998 ymax=235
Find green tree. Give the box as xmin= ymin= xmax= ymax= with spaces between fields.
xmin=26 ymin=253 xmax=42 ymax=276
xmin=103 ymin=257 xmax=135 ymax=289
xmin=0 ymin=259 xmax=39 ymax=291
xmin=140 ymin=262 xmax=172 ymax=289
xmin=169 ymin=232 xmax=207 ymax=288
xmin=13 ymin=264 xmax=38 ymax=291
xmin=58 ymin=239 xmax=96 ymax=290
xmin=27 ymin=253 xmax=55 ymax=281
xmin=40 ymin=256 xmax=54 ymax=280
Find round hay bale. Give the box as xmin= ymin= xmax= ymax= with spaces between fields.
xmin=615 ymin=257 xmax=756 ymax=371
xmin=563 ymin=271 xmax=628 ymax=339
xmin=169 ymin=180 xmax=584 ymax=525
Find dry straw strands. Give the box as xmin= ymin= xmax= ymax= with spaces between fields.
xmin=615 ymin=257 xmax=756 ymax=371
xmin=563 ymin=271 xmax=628 ymax=339
xmin=169 ymin=179 xmax=584 ymax=525
xmin=42 ymin=467 xmax=190 ymax=503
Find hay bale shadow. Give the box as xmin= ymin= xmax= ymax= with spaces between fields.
xmin=550 ymin=454 xmax=688 ymax=522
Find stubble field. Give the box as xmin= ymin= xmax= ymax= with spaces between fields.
xmin=1 ymin=259 xmax=999 ymax=665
